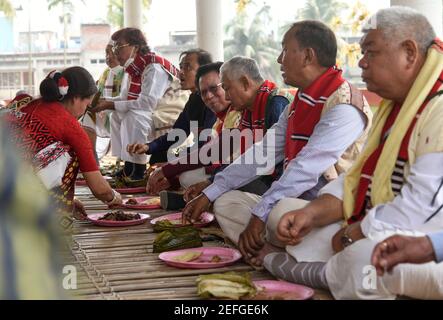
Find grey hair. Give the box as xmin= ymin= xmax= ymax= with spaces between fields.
xmin=220 ymin=56 xmax=264 ymax=83
xmin=363 ymin=6 xmax=436 ymax=54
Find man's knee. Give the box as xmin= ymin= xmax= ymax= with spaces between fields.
xmin=326 ymin=239 xmax=394 ymax=300
xmin=267 ymin=198 xmax=309 ymax=240
xmin=213 ymin=191 xmax=247 ymax=220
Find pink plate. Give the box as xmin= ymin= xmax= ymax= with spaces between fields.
xmin=87 ymin=212 xmax=150 ymax=227
xmin=114 ymin=187 xmax=146 ymax=194
xmin=251 ymin=280 xmax=314 ymax=300
xmin=159 ymin=247 xmax=242 ymax=269
xmin=121 ymin=196 xmax=161 ymax=210
xmin=150 ymin=212 xmax=214 ymax=229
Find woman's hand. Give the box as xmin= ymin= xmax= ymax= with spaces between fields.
xmin=73 ymin=198 xmax=87 ymax=220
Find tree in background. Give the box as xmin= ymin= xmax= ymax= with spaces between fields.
xmin=0 ymin=0 xmax=15 ymax=18
xmin=288 ymin=0 xmax=371 ymax=81
xmin=224 ymin=1 xmax=283 ymax=86
xmin=297 ymin=0 xmax=348 ymax=25
xmin=107 ymin=0 xmax=152 ymax=29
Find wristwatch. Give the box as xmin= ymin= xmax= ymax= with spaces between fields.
xmin=340 ymin=226 xmax=354 ymax=248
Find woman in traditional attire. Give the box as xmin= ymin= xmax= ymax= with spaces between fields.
xmin=6 ymin=67 xmax=122 ymax=227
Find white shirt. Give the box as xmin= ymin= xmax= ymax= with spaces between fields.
xmin=320 ymin=152 xmax=443 ymax=236
xmin=203 ymin=103 xmax=367 ymax=222
xmin=110 ymin=63 xmax=171 ymax=115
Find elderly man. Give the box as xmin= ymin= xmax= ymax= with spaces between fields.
xmin=147 ymin=57 xmax=290 ymax=199
xmin=183 ymin=21 xmax=372 ymax=265
xmin=264 ymin=7 xmax=443 ymax=300
xmin=144 ymin=62 xmax=241 ymax=198
xmin=127 ymin=49 xmax=216 ymax=165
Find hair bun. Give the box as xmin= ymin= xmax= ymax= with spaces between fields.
xmin=47 ymin=70 xmax=70 ymax=99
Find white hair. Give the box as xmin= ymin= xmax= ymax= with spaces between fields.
xmin=220 ymin=56 xmax=264 ymax=83
xmin=363 ymin=6 xmax=436 ymax=54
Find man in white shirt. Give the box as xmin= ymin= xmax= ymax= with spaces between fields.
xmin=183 ymin=21 xmax=372 ymax=266
xmin=265 ymin=7 xmax=443 ymax=300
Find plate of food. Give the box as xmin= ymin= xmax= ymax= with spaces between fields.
xmin=114 ymin=187 xmax=147 ymax=194
xmin=121 ymin=196 xmax=161 ymax=210
xmin=159 ymin=247 xmax=242 ymax=269
xmin=87 ymin=210 xmax=150 ymax=227
xmin=250 ymin=280 xmax=315 ymax=300
xmin=150 ymin=212 xmax=215 ymax=230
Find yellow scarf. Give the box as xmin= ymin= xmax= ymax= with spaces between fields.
xmin=343 ymin=42 xmax=443 ymax=221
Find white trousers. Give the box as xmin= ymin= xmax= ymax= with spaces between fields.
xmin=214 ymin=190 xmax=443 ymax=300
xmin=111 ymin=110 xmax=153 ymax=164
xmin=213 ymin=190 xmax=308 ymax=246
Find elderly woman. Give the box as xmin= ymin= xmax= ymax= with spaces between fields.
xmin=6 ymin=67 xmax=122 ymax=223
xmin=91 ymin=28 xmax=181 ymax=180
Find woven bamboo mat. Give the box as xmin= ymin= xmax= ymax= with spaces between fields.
xmin=66 ymin=185 xmax=333 ymax=300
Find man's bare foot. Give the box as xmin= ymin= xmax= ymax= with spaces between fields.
xmin=248 ymin=242 xmax=284 ymax=267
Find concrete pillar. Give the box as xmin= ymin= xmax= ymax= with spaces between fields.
xmin=196 ymin=0 xmax=224 ymax=61
xmin=391 ymin=0 xmax=443 ymax=36
xmin=124 ymin=0 xmax=143 ymax=30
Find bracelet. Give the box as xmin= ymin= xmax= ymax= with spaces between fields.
xmin=105 ymin=189 xmax=121 ymax=206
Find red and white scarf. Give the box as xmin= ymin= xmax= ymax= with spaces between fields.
xmin=125 ymin=52 xmax=180 ymax=100
xmin=348 ymin=70 xmax=443 ymax=224
xmin=284 ymin=67 xmax=345 ymax=168
xmin=239 ymin=80 xmax=277 ymax=153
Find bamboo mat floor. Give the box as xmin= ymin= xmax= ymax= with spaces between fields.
xmin=66 ymin=185 xmax=334 ymax=300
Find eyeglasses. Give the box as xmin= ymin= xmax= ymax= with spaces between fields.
xmin=112 ymin=43 xmax=131 ymax=54
xmin=200 ymin=83 xmax=222 ymax=97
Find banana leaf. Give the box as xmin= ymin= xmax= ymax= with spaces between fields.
xmin=196 ymin=272 xmax=257 ymax=300
xmin=153 ymin=227 xmax=202 ymax=253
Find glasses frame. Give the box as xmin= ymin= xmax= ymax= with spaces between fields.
xmin=112 ymin=43 xmax=131 ymax=54
xmin=200 ymin=83 xmax=222 ymax=97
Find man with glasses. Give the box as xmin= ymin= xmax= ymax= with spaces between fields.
xmin=127 ymin=49 xmax=216 ymax=165
xmin=147 ymin=58 xmax=290 ymax=209
xmin=141 ymin=62 xmax=241 ymax=208
xmin=183 ymin=21 xmax=372 ymax=269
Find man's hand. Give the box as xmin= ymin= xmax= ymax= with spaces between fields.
xmin=277 ymin=209 xmax=315 ymax=246
xmin=127 ymin=143 xmax=149 ymax=155
xmin=184 ymin=180 xmax=211 ymax=203
xmin=146 ymin=167 xmax=170 ymax=195
xmin=89 ymin=99 xmax=114 ymax=113
xmin=371 ymin=235 xmax=436 ymax=276
xmin=73 ymin=198 xmax=87 ymax=220
xmin=331 ymin=222 xmax=365 ymax=253
xmin=182 ymin=193 xmax=211 ymax=224
xmin=238 ymin=216 xmax=265 ymax=261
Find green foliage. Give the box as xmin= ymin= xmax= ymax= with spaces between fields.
xmin=224 ymin=4 xmax=283 ymax=86
xmin=0 ymin=0 xmax=15 ymax=18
